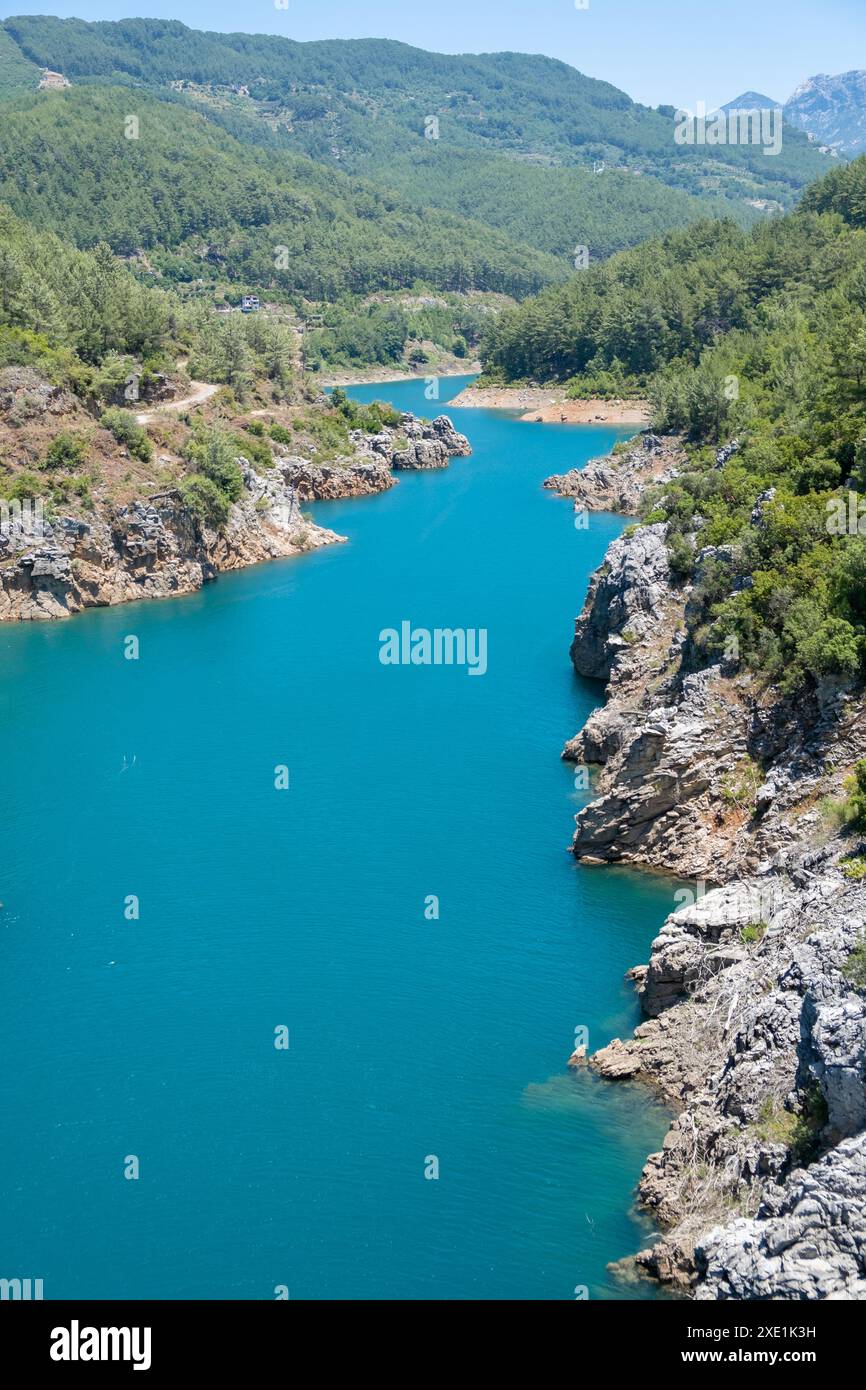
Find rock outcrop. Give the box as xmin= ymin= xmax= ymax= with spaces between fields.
xmin=390 ymin=413 xmax=473 ymax=470
xmin=0 ymin=462 xmax=341 ymax=622
xmin=277 ymin=458 xmax=395 ymax=501
xmin=0 ymin=411 xmax=471 ymax=621
xmin=695 ymin=1134 xmax=866 ymax=1300
xmin=593 ymin=855 xmax=866 ymax=1291
xmin=785 ymin=71 xmax=866 ymax=158
xmin=559 ymin=429 xmax=866 ymax=1299
xmin=568 ymin=522 xmax=673 ymax=684
xmin=275 ymin=413 xmax=470 ymax=497
xmin=562 ymin=512 xmax=865 ymax=882
xmin=545 ymin=433 xmax=682 ymax=516
xmin=269 ymin=412 xmax=471 ymax=497
xmin=0 ymin=366 xmax=76 ymax=423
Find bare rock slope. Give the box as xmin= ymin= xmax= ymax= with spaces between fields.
xmin=549 ymin=431 xmax=866 ymax=1298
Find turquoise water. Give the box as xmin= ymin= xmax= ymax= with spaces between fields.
xmin=0 ymin=374 xmax=677 ymax=1300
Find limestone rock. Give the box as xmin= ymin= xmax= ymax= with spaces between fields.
xmin=545 ymin=432 xmax=683 ymax=515
xmin=566 ymin=428 xmax=866 ymax=1300
xmin=0 ymin=460 xmax=339 ymax=621
xmin=695 ymin=1135 xmax=866 ymax=1300
xmin=0 ymin=412 xmax=470 ymax=623
xmin=570 ymin=523 xmax=671 ymax=682
xmin=279 ymin=457 xmax=395 ymax=500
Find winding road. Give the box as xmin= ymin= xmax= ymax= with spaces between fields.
xmin=135 ymin=378 xmax=220 ymax=426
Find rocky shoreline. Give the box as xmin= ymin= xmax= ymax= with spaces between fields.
xmin=447 ymin=383 xmax=650 ymax=424
xmin=317 ymin=365 xmax=481 ymax=388
xmin=0 ymin=413 xmax=470 ymax=622
xmin=551 ymin=432 xmax=866 ymax=1299
xmin=545 ymin=431 xmax=680 ymax=515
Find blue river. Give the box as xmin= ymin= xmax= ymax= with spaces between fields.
xmin=0 ymin=373 xmax=677 ymax=1299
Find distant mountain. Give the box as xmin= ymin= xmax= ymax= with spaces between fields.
xmin=721 ymin=92 xmax=780 ymax=111
xmin=785 ymin=71 xmax=866 ymax=155
xmin=0 ymin=86 xmax=565 ymax=299
xmin=0 ymin=13 xmax=839 ymax=316
xmin=0 ymin=16 xmax=831 ymax=224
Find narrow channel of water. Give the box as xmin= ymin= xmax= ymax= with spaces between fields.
xmin=0 ymin=374 xmax=676 ymax=1298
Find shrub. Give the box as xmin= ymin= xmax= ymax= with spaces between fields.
xmin=233 ymin=433 xmax=272 ymax=471
xmin=755 ymin=1085 xmax=827 ymax=1163
xmin=179 ymin=422 xmax=246 ymax=528
xmin=43 ymin=432 xmax=90 ymax=471
xmin=721 ymin=757 xmax=762 ymax=810
xmin=269 ymin=423 xmax=292 ymax=445
xmin=667 ymin=530 xmax=695 ymax=579
xmin=296 ymin=410 xmax=352 ymax=461
xmin=0 ymin=469 xmax=47 ymax=508
xmin=183 ymin=424 xmax=244 ymax=503
xmin=328 ymin=388 xmax=402 ymax=431
xmin=740 ymin=921 xmax=768 ymax=945
xmin=178 ymin=474 xmax=231 ymax=529
xmin=843 ymin=932 xmax=866 ymax=989
xmin=786 ymin=612 xmax=862 ymax=681
xmin=99 ymin=407 xmax=153 ymax=463
xmin=818 ymin=794 xmax=849 ymax=832
xmin=844 ymin=760 xmax=866 ymax=829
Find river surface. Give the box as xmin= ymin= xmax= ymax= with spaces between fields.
xmin=0 ymin=374 xmax=677 ymax=1299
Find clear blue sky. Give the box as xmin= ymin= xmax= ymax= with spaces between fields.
xmin=1 ymin=0 xmax=862 ymax=109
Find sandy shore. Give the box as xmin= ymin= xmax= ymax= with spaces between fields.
xmin=317 ymin=363 xmax=481 ymax=388
xmin=446 ymin=385 xmax=650 ymax=425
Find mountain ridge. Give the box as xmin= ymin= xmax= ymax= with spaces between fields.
xmin=0 ymin=14 xmax=831 ymax=215
xmin=785 ymin=69 xmax=866 ymax=155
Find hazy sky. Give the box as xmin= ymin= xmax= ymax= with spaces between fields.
xmin=1 ymin=0 xmax=862 ymax=110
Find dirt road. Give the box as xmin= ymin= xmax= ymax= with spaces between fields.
xmin=135 ymin=379 xmax=220 ymax=425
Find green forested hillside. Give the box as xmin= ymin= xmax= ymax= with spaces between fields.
xmin=355 ymin=147 xmax=753 ymax=262
xmin=0 ymin=87 xmax=563 ymax=299
xmin=0 ymin=15 xmax=832 ymax=270
xmin=0 ymin=200 xmax=330 ymax=525
xmin=165 ymin=97 xmax=759 ymax=265
xmin=800 ymin=157 xmax=866 ymax=219
xmin=0 ymin=23 xmax=38 ymax=89
xmin=0 ymin=16 xmax=829 ymax=200
xmin=0 ymin=200 xmax=299 ymax=403
xmin=480 ymin=216 xmax=799 ymax=383
xmin=0 ymin=203 xmax=174 ymax=380
xmin=487 ymin=159 xmax=866 ymax=692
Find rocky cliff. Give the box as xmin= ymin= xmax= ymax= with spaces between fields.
xmin=785 ymin=71 xmax=866 ymax=157
xmin=0 ymin=412 xmax=470 ymax=622
xmin=0 ymin=459 xmax=340 ymax=622
xmin=545 ymin=432 xmax=680 ymax=516
xmin=282 ymin=412 xmax=471 ymax=497
xmin=550 ymin=432 xmax=866 ymax=1299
